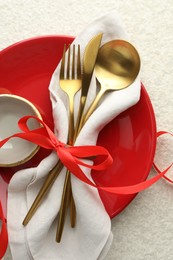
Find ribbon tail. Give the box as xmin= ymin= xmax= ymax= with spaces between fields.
xmin=57 ymin=146 xmax=173 ymax=195
xmin=100 ymin=163 xmax=173 ymax=194
xmin=0 ymin=201 xmax=8 ymax=259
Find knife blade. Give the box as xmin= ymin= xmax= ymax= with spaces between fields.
xmin=74 ymin=32 xmax=103 ymax=140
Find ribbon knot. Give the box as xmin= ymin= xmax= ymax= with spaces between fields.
xmin=52 ymin=140 xmax=65 ymax=150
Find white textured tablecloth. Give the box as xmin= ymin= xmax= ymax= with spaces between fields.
xmin=0 ymin=0 xmax=173 ymax=259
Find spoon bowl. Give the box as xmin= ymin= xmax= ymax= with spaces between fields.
xmin=83 ymin=39 xmax=140 ymax=123
xmin=95 ymin=40 xmax=140 ymax=90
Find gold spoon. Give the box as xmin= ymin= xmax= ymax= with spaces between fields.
xmin=77 ymin=39 xmax=140 ymax=133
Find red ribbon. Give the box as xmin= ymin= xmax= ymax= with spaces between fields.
xmin=0 ymin=201 xmax=8 ymax=259
xmin=153 ymin=131 xmax=173 ymax=184
xmin=0 ymin=116 xmax=172 ymax=259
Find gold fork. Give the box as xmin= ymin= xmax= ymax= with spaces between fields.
xmin=56 ymin=44 xmax=82 ymax=242
xmin=23 ymin=45 xmax=82 ymax=229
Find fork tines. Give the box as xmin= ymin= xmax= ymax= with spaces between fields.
xmin=60 ymin=44 xmax=81 ymax=80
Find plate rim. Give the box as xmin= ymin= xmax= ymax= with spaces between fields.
xmin=0 ymin=35 xmax=74 ymax=55
xmin=109 ymin=85 xmax=157 ymax=218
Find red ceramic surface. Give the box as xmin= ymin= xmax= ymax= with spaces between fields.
xmin=0 ymin=36 xmax=156 ymax=218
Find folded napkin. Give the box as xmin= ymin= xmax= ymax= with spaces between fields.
xmin=7 ymin=11 xmax=141 ymax=260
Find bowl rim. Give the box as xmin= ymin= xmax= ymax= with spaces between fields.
xmin=0 ymin=94 xmax=42 ymax=167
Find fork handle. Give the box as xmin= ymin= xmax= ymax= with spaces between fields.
xmin=56 ymin=94 xmax=76 ymax=241
xmin=70 ymin=188 xmax=76 ymax=227
xmin=56 ymin=170 xmax=71 ymax=242
xmin=68 ymin=95 xmax=75 ymax=145
xmin=67 ymin=95 xmax=76 ymax=228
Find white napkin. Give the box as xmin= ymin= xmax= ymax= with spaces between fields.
xmin=7 ymin=11 xmax=141 ymax=260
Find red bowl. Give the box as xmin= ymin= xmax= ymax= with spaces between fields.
xmin=0 ymin=36 xmax=156 ymax=218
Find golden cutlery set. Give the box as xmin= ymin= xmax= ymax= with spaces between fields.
xmin=22 ymin=33 xmax=140 ymax=242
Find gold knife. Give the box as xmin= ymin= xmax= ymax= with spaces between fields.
xmin=73 ymin=32 xmax=103 ymax=141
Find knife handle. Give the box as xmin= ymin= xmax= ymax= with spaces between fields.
xmin=73 ymin=97 xmax=86 ymax=142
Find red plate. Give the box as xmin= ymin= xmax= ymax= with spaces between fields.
xmin=0 ymin=36 xmax=156 ymax=218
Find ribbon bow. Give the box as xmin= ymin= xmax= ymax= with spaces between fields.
xmin=0 ymin=115 xmax=113 ymax=177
